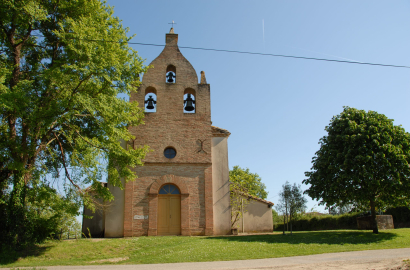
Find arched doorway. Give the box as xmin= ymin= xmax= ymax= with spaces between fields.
xmin=157 ymin=184 xmax=181 ymax=235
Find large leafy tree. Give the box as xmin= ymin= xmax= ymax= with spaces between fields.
xmin=0 ymin=0 xmax=148 ymax=246
xmin=229 ymin=165 xmax=268 ymax=199
xmin=304 ymin=107 xmax=410 ymax=234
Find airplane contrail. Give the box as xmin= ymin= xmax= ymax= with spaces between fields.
xmin=262 ymin=19 xmax=265 ymax=52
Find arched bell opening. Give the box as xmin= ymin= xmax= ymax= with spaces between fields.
xmin=166 ymin=65 xmax=176 ymax=84
xmin=158 ymin=184 xmax=181 ymax=235
xmin=183 ymin=88 xmax=196 ymax=114
xmin=144 ymin=87 xmax=157 ymax=113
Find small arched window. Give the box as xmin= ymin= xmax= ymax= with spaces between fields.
xmin=166 ymin=65 xmax=176 ymax=83
xmin=145 ymin=87 xmax=157 ymax=112
xmin=159 ymin=184 xmax=180 ymax=195
xmin=184 ymin=88 xmax=196 ymax=113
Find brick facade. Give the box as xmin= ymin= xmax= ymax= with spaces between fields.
xmin=124 ymin=31 xmax=215 ymax=236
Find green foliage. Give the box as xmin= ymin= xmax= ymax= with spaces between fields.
xmin=276 ymin=181 xmax=307 ymax=216
xmin=229 ymin=166 xmax=268 ymax=228
xmin=327 ymin=203 xmax=356 ymax=215
xmin=272 ymin=209 xmax=282 ymax=225
xmin=229 ymin=166 xmax=268 ymax=199
xmin=276 ymin=181 xmax=307 ymax=233
xmin=304 ymin=107 xmax=410 ymax=233
xmin=230 ymin=182 xmax=250 ymax=229
xmin=274 ymin=212 xmax=360 ymax=231
xmin=274 ymin=207 xmax=410 ymax=232
xmin=385 ymin=206 xmax=410 ymax=226
xmin=230 ymin=194 xmax=249 ymax=229
xmin=1 ymin=181 xmax=81 ymax=249
xmin=0 ymin=0 xmax=147 ymax=247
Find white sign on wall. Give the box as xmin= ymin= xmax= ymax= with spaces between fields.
xmin=133 ymin=215 xmax=148 ymax=220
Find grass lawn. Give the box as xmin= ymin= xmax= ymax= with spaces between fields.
xmin=1 ymin=229 xmax=410 ymax=268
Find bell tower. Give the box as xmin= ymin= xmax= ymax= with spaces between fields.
xmin=124 ymin=29 xmax=219 ymax=236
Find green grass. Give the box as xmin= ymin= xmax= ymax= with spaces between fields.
xmin=10 ymin=268 xmax=46 ymax=270
xmin=2 ymin=229 xmax=410 ymax=268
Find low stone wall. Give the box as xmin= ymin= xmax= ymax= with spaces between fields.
xmin=357 ymin=215 xmax=394 ymax=230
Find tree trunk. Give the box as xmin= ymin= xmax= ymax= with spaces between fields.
xmin=0 ymin=191 xmax=7 ymax=245
xmin=8 ymin=174 xmax=29 ymax=246
xmin=290 ymin=212 xmax=293 ymax=235
xmin=370 ymin=199 xmax=379 ymax=234
xmin=283 ymin=215 xmax=285 ymax=235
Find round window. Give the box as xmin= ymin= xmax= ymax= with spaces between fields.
xmin=164 ymin=147 xmax=176 ymax=159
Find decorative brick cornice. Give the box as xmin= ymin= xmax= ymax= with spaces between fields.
xmin=212 ymin=126 xmax=231 ymax=137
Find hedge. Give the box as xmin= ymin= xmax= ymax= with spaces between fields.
xmin=385 ymin=206 xmax=410 ymax=228
xmin=274 ymin=207 xmax=410 ymax=231
xmin=274 ymin=212 xmax=360 ymax=231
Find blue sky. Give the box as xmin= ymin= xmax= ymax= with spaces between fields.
xmin=105 ymin=0 xmax=410 ymax=212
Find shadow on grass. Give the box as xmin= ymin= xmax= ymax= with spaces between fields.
xmin=206 ymin=231 xmax=398 ymax=246
xmin=0 ymin=243 xmax=52 ymax=265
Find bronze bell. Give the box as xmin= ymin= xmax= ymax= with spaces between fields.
xmin=145 ymin=95 xmax=156 ymax=110
xmin=166 ymin=72 xmax=175 ymax=83
xmin=184 ymin=94 xmax=195 ymax=111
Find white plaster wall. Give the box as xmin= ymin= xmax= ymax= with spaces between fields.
xmin=104 ymin=140 xmax=126 ymax=237
xmin=82 ymin=197 xmax=105 ymax=238
xmin=211 ymin=136 xmax=231 ymax=235
xmin=104 ymin=179 xmax=125 ymax=237
xmin=238 ymin=199 xmax=273 ymax=233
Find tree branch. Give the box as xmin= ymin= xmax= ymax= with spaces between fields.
xmin=53 ymin=132 xmax=82 ymax=192
xmin=14 ymin=24 xmax=32 ymax=47
xmin=63 ymin=123 xmax=108 ymax=152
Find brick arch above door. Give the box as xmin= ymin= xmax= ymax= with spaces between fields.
xmin=149 ymin=174 xmax=189 ymax=195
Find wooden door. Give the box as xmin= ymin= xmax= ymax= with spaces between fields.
xmin=157 ymin=196 xmax=170 ymax=234
xmin=157 ymin=195 xmax=181 ymax=235
xmin=169 ymin=196 xmax=181 ymax=234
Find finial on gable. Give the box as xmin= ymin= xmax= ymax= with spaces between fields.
xmin=200 ymin=71 xmax=207 ymax=84
xmin=168 ymin=20 xmax=176 ymax=34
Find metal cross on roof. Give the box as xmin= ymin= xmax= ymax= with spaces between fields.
xmin=168 ymin=20 xmax=177 ymax=28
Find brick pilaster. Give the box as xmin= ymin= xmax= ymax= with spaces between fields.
xmin=148 ymin=193 xmax=158 ymax=236
xmin=123 ymin=180 xmax=133 ymax=237
xmin=204 ymin=166 xmax=214 ymax=235
xmin=181 ymin=193 xmax=191 ymax=236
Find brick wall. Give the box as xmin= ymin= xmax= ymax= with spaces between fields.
xmin=124 ymin=32 xmax=214 ymax=236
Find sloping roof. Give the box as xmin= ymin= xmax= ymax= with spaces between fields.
xmin=212 ymin=126 xmax=231 ymax=137
xmin=232 ymin=190 xmax=274 ymax=206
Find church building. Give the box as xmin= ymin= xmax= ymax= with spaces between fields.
xmin=83 ymin=29 xmax=273 ymax=237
